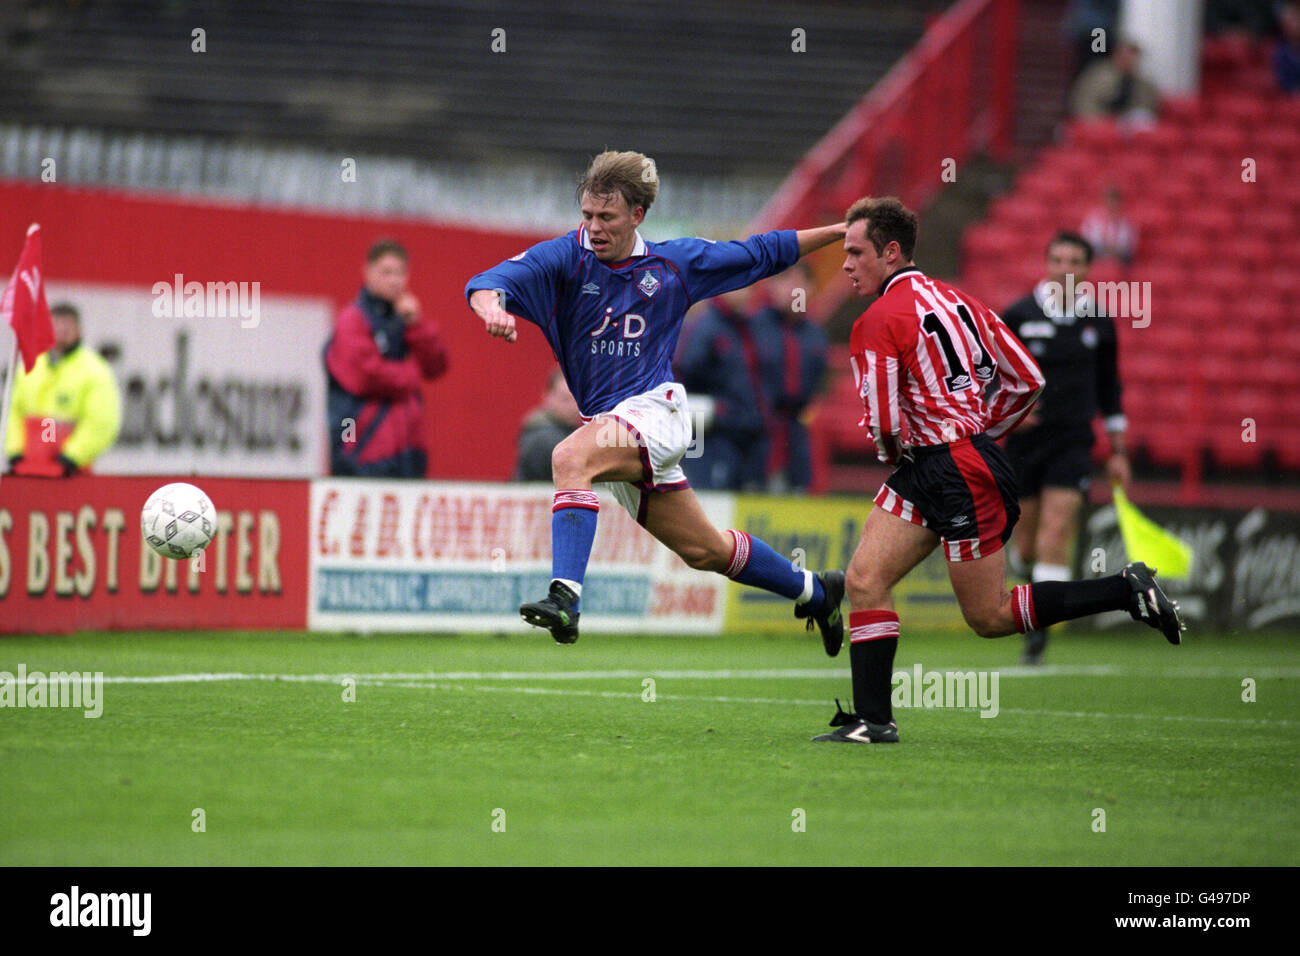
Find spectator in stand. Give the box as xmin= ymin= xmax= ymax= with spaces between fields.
xmin=1276 ymin=1 xmax=1300 ymax=93
xmin=1070 ymin=39 xmax=1160 ymax=128
xmin=325 ymin=238 xmax=449 ymax=477
xmin=514 ymin=366 xmax=582 ymax=481
xmin=674 ymin=287 xmax=769 ymax=491
xmin=1080 ymin=184 xmax=1138 ymax=267
xmin=1062 ymin=0 xmax=1121 ymax=80
xmin=752 ymin=260 xmax=829 ymax=493
xmin=5 ymin=302 xmax=121 ymax=477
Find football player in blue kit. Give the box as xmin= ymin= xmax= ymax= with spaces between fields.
xmin=466 ymin=150 xmax=848 ymax=649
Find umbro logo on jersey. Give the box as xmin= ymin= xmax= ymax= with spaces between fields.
xmin=950 ymin=374 xmax=971 ymax=390
xmin=581 ymin=282 xmax=601 ymax=295
xmin=951 ymin=515 xmax=969 ymax=526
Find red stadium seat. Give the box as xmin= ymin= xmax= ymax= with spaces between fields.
xmin=1065 ymin=118 xmax=1123 ymax=152
xmin=1245 ymin=297 xmax=1288 ymax=332
xmin=1250 ymin=206 xmax=1298 ymax=244
xmin=1141 ymin=323 xmax=1199 ymax=354
xmin=1159 ymin=96 xmax=1203 ymax=128
xmin=1218 ymin=327 xmax=1267 ymax=360
xmin=1209 ymin=429 xmax=1265 ymax=469
xmin=1258 ymin=268 xmax=1300 ymax=302
xmin=1207 ymin=93 xmax=1270 ymax=126
xmin=1144 ymin=233 xmax=1211 ymax=264
xmin=1129 ymin=124 xmax=1184 ymax=158
xmin=1276 ymin=329 xmax=1300 ymax=362
xmin=1254 ymin=358 xmax=1293 ymax=391
xmin=1250 ymin=126 xmax=1300 ymax=162
xmin=1195 ymin=355 xmax=1241 ymax=389
xmin=1275 ymin=429 xmax=1300 ymax=471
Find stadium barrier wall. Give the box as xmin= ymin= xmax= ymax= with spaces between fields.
xmin=0 ymin=475 xmax=310 ymax=634
xmin=6 ymin=477 xmax=1295 ymax=635
xmin=725 ymin=493 xmax=963 ymax=632
xmin=308 ymin=480 xmax=730 ymax=635
xmin=1077 ymin=502 xmax=1300 ymax=632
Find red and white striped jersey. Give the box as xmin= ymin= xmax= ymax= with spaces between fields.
xmin=849 ymin=267 xmax=1044 ymax=458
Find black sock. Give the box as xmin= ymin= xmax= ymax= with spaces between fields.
xmin=1030 ymin=575 xmax=1129 ymax=629
xmin=851 ymin=637 xmax=898 ymax=725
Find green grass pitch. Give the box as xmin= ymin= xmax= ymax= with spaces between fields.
xmin=1 ymin=626 xmax=1296 ymax=866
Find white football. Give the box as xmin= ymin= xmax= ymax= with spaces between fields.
xmin=141 ymin=482 xmax=216 ymax=559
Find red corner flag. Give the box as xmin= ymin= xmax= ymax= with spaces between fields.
xmin=0 ymin=223 xmax=55 ymax=372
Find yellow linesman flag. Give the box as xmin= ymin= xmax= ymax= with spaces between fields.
xmin=1112 ymin=485 xmax=1194 ymax=579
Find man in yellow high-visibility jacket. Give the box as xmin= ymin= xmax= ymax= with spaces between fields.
xmin=5 ymin=302 xmax=121 ymax=477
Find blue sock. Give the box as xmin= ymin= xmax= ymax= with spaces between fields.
xmin=551 ymin=490 xmax=600 ymax=611
xmin=724 ymin=530 xmax=824 ymax=607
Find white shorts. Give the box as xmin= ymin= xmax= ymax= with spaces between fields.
xmin=587 ymin=382 xmax=693 ymax=524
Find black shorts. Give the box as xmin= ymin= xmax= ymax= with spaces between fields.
xmin=1004 ymin=426 xmax=1095 ymax=497
xmin=874 ymin=434 xmax=1021 ymax=562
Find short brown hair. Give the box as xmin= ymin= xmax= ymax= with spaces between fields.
xmin=845 ymin=196 xmax=918 ymax=259
xmin=576 ymin=150 xmax=659 ymax=215
xmin=1047 ymin=231 xmax=1094 ymax=265
xmin=367 ymin=238 xmax=408 ymax=263
xmin=50 ymin=301 xmax=80 ymax=322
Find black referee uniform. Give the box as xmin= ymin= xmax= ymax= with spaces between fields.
xmin=1001 ymin=283 xmax=1125 ymax=496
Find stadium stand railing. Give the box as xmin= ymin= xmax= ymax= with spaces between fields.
xmin=753 ymin=0 xmax=1019 ymax=238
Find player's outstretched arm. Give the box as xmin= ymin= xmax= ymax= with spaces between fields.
xmin=795 ymin=222 xmax=848 ymax=256
xmin=468 ymin=288 xmax=518 ymax=344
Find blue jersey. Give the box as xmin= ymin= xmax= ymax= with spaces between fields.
xmin=465 ymin=226 xmax=800 ymax=417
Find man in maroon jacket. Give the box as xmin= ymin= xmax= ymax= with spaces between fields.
xmin=325 ymin=239 xmax=449 ymax=477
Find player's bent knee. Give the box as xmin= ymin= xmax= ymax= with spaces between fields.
xmin=844 ymin=572 xmax=871 ymax=607
xmin=550 ymin=439 xmax=588 ymax=486
xmin=962 ymin=608 xmax=1014 ymax=639
xmin=847 ymin=574 xmax=889 ymax=613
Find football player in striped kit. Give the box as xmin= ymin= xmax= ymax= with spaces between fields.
xmin=815 ymin=197 xmax=1183 ymax=744
xmin=466 ymin=150 xmax=849 ymax=650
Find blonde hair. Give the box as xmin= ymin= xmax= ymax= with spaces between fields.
xmin=577 ymin=150 xmax=659 ymax=214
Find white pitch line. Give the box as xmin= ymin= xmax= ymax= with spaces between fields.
xmin=283 ymin=676 xmax=1300 ymax=727
xmin=82 ymin=665 xmax=1300 ymax=685
xmin=28 ymin=671 xmax=1294 ymax=727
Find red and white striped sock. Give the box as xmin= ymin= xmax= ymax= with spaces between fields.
xmin=1010 ymin=583 xmax=1038 ymax=633
xmin=723 ymin=529 xmax=752 ymax=578
xmin=849 ymin=608 xmax=901 ymax=644
xmin=552 ymin=490 xmax=599 ymax=513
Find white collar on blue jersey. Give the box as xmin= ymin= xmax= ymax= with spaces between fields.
xmin=579 ymin=225 xmax=647 ymax=259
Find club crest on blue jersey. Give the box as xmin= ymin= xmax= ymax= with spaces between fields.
xmin=636 ymin=268 xmax=662 ymax=299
